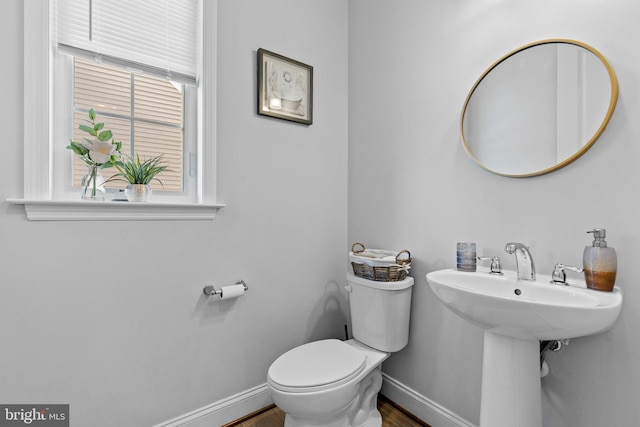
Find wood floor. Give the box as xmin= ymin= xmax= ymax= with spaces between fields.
xmin=224 ymin=396 xmax=430 ymax=427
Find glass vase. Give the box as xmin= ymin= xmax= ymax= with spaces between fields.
xmin=81 ymin=164 xmax=106 ymax=200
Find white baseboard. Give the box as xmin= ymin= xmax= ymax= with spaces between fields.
xmin=381 ymin=373 xmax=477 ymax=427
xmin=152 ymin=383 xmax=273 ymax=427
xmin=153 ymin=374 xmax=475 ymax=427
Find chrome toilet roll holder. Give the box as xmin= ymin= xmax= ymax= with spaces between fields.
xmin=203 ymin=279 xmax=248 ymax=298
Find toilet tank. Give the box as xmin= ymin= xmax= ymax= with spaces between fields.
xmin=346 ymin=272 xmax=414 ymax=353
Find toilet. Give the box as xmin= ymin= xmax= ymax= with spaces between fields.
xmin=267 ymin=272 xmax=415 ymax=427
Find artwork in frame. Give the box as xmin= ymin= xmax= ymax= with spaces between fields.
xmin=257 ymin=48 xmax=313 ymax=125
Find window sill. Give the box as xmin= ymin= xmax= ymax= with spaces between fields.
xmin=7 ymin=199 xmax=225 ymax=221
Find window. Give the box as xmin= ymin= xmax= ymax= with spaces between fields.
xmin=13 ymin=0 xmax=222 ymax=220
xmin=67 ymin=58 xmax=194 ymax=195
xmin=54 ymin=0 xmax=198 ymax=201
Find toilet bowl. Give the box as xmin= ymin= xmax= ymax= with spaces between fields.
xmin=267 ymin=273 xmax=414 ymax=427
xmin=268 ymin=339 xmax=388 ymax=427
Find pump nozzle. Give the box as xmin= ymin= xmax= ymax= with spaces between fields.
xmin=587 ymin=228 xmax=607 ymax=247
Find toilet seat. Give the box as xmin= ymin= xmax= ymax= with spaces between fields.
xmin=268 ymin=339 xmax=367 ymax=393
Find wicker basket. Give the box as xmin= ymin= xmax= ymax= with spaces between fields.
xmin=349 ymin=242 xmax=412 ymax=282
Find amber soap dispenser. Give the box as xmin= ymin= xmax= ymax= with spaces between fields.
xmin=583 ymin=228 xmax=617 ymax=291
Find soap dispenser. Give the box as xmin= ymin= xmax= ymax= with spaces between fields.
xmin=583 ymin=228 xmax=617 ymax=292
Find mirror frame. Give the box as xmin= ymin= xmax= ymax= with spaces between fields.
xmin=460 ymin=39 xmax=619 ymax=178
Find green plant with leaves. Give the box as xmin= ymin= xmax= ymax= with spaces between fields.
xmin=66 ymin=108 xmax=122 ymax=168
xmin=66 ymin=108 xmax=122 ymax=198
xmin=112 ymin=154 xmax=169 ymax=186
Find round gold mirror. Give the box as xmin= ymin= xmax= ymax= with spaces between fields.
xmin=461 ymin=39 xmax=618 ymax=177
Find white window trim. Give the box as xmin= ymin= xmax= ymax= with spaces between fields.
xmin=8 ymin=0 xmax=225 ymax=221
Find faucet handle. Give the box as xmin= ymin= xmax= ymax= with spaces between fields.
xmin=550 ymin=263 xmax=584 ymax=285
xmin=478 ymin=256 xmax=503 ymax=275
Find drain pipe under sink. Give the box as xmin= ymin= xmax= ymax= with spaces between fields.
xmin=539 ymin=339 xmax=569 ymax=378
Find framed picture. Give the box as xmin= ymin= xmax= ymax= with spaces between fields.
xmin=257 ymin=48 xmax=313 ymax=125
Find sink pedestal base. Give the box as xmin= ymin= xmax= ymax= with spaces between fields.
xmin=480 ymin=331 xmax=541 ymax=427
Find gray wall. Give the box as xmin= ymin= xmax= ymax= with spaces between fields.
xmin=349 ymin=0 xmax=640 ymax=426
xmin=0 ymin=1 xmax=348 ymax=426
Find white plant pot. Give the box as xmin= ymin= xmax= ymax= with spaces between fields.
xmin=125 ymin=184 xmax=152 ymax=202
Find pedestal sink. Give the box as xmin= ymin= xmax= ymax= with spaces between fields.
xmin=426 ymin=268 xmax=622 ymax=427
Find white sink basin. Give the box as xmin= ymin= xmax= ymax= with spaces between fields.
xmin=426 ymin=268 xmax=622 ymax=340
xmin=427 ymin=267 xmax=623 ymax=427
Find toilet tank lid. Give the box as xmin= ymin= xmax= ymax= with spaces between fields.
xmin=346 ymin=272 xmax=414 ymax=290
xmin=268 ymin=339 xmax=366 ymax=390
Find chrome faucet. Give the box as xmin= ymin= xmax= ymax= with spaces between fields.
xmin=505 ymin=242 xmax=536 ymax=280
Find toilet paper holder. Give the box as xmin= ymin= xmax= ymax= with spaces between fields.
xmin=203 ymin=280 xmax=248 ymax=297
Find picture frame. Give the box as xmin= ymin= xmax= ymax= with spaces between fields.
xmin=257 ymin=48 xmax=313 ymax=125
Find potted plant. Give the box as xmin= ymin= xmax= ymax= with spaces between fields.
xmin=66 ymin=108 xmax=122 ymax=199
xmin=111 ymin=154 xmax=169 ymax=202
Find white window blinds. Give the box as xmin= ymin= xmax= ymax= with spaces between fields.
xmin=55 ymin=0 xmax=198 ymax=85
